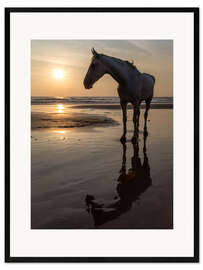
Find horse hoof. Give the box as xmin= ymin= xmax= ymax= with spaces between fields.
xmin=120 ymin=136 xmax=126 ymax=143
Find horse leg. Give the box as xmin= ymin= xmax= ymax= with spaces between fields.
xmin=144 ymin=98 xmax=151 ymax=134
xmin=143 ymin=125 xmax=148 ymax=153
xmin=137 ymin=107 xmax=140 ymax=128
xmin=132 ymin=103 xmax=140 ymax=143
xmin=120 ymin=101 xmax=127 ymax=143
xmin=120 ymin=141 xmax=127 ymax=174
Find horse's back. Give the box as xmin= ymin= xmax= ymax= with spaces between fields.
xmin=140 ymin=73 xmax=155 ymax=100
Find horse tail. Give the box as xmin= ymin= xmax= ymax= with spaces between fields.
xmin=143 ymin=73 xmax=155 ymax=83
xmin=151 ymin=75 xmax=155 ymax=83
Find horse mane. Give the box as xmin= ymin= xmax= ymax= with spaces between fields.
xmin=125 ymin=60 xmax=135 ymax=69
xmin=125 ymin=60 xmax=141 ymax=74
xmin=92 ymin=53 xmax=140 ymax=73
xmin=107 ymin=55 xmax=139 ymax=72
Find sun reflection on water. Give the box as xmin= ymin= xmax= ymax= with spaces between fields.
xmin=54 ymin=130 xmax=66 ymax=134
xmin=57 ymin=104 xmax=64 ymax=113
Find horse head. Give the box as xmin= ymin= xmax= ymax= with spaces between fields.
xmin=83 ymin=48 xmax=106 ymax=89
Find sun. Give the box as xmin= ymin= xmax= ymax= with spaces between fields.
xmin=53 ymin=69 xmax=64 ymax=79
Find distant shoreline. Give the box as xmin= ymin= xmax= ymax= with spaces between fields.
xmin=71 ymin=103 xmax=173 ymax=110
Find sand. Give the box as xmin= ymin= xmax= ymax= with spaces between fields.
xmin=31 ymin=112 xmax=118 ymax=129
xmin=31 ymin=104 xmax=173 ymax=229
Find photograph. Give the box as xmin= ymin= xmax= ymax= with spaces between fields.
xmin=6 ymin=7 xmax=198 ymax=262
xmin=31 ymin=40 xmax=173 ymax=229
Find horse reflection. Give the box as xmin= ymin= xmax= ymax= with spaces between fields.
xmin=85 ymin=131 xmax=152 ymax=227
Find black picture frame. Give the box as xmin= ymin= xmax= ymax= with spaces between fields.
xmin=5 ymin=7 xmax=199 ymax=263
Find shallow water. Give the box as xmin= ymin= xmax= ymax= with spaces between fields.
xmin=31 ymin=104 xmax=173 ymax=229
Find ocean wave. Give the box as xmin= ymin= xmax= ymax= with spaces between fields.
xmin=31 ymin=96 xmax=173 ymax=105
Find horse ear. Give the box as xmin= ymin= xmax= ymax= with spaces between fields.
xmin=91 ymin=48 xmax=99 ymax=57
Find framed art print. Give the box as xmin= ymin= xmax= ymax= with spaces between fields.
xmin=5 ymin=7 xmax=199 ymax=262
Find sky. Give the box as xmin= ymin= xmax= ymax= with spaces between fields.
xmin=31 ymin=40 xmax=173 ymax=97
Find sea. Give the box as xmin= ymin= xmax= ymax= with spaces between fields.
xmin=31 ymin=96 xmax=173 ymax=105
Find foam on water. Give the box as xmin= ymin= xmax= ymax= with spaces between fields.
xmin=31 ymin=96 xmax=173 ymax=105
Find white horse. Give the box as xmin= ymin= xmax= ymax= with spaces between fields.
xmin=84 ymin=48 xmax=155 ymax=142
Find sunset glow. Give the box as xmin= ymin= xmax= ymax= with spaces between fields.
xmin=53 ymin=69 xmax=64 ymax=79
xmin=32 ymin=40 xmax=173 ymax=97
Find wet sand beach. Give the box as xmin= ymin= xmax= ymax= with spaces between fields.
xmin=31 ymin=103 xmax=173 ymax=229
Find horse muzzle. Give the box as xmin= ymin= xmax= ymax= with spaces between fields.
xmin=85 ymin=85 xmax=92 ymax=89
xmin=83 ymin=78 xmax=93 ymax=89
